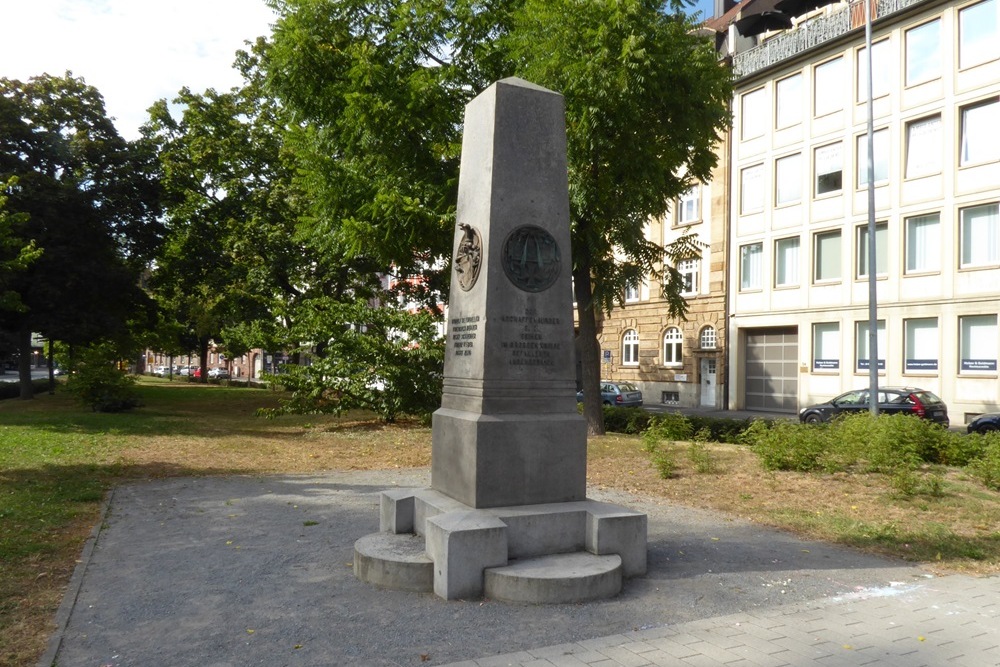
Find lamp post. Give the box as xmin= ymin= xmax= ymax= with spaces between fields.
xmin=864 ymin=0 xmax=879 ymax=415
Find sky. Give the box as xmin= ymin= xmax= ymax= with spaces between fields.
xmin=1 ymin=0 xmax=719 ymax=142
xmin=0 ymin=0 xmax=277 ymax=140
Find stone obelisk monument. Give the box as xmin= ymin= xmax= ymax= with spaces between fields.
xmin=354 ymin=78 xmax=646 ymax=603
xmin=431 ymin=77 xmax=586 ymax=509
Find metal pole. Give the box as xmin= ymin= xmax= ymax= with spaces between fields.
xmin=865 ymin=0 xmax=879 ymax=415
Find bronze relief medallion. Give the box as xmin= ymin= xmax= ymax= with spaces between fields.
xmin=501 ymin=225 xmax=561 ymax=293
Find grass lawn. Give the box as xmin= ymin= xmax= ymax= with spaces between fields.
xmin=2 ymin=378 xmax=999 ymax=666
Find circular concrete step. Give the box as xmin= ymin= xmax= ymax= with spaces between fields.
xmin=484 ymin=552 xmax=622 ymax=604
xmin=354 ymin=532 xmax=433 ymax=593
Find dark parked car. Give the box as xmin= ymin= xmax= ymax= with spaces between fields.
xmin=967 ymin=413 xmax=1000 ymax=434
xmin=799 ymin=387 xmax=949 ymax=426
xmin=577 ymin=381 xmax=643 ymax=407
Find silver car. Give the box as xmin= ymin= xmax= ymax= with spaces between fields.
xmin=577 ymin=381 xmax=644 ymax=407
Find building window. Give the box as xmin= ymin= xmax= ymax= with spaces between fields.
xmin=624 ymin=280 xmax=640 ymax=303
xmin=622 ymin=329 xmax=640 ymax=365
xmin=814 ymin=57 xmax=845 ymax=116
xmin=678 ymin=258 xmax=699 ymax=296
xmin=775 ymin=73 xmax=803 ymax=128
xmin=740 ymin=242 xmax=763 ymax=290
xmin=661 ymin=391 xmax=680 ymax=405
xmin=905 ymin=317 xmax=939 ymax=372
xmin=905 ymin=213 xmax=940 ymax=274
xmin=814 ymin=230 xmax=841 ymax=282
xmin=774 ymin=236 xmax=800 ymax=287
xmin=960 ymin=203 xmax=1000 ymax=268
xmin=904 ymin=115 xmax=941 ymax=178
xmin=959 ymin=0 xmax=998 ymax=69
xmin=699 ymin=326 xmax=717 ymax=350
xmin=815 ymin=143 xmax=842 ymax=196
xmin=855 ymin=320 xmax=886 ymax=372
xmin=905 ymin=19 xmax=941 ymax=86
xmin=676 ymin=185 xmax=700 ymax=224
xmin=741 ymin=88 xmax=766 ymax=140
xmin=663 ymin=327 xmax=683 ymax=365
xmin=856 ymin=222 xmax=887 ymax=279
xmin=960 ymin=315 xmax=998 ymax=372
xmin=775 ymin=153 xmax=802 ymax=205
xmin=857 ymin=128 xmax=889 ymax=187
xmin=740 ymin=164 xmax=764 ymax=214
xmin=813 ymin=322 xmax=840 ymax=371
xmin=960 ymin=99 xmax=1000 ymax=167
xmin=857 ymin=39 xmax=890 ymax=102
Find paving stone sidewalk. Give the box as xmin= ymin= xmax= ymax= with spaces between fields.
xmin=441 ymin=574 xmax=1000 ymax=667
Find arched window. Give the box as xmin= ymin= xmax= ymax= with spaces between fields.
xmin=622 ymin=329 xmax=640 ymax=365
xmin=663 ymin=327 xmax=683 ymax=365
xmin=700 ymin=326 xmax=717 ymax=350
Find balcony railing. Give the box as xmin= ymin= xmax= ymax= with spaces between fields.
xmin=732 ymin=0 xmax=926 ymax=78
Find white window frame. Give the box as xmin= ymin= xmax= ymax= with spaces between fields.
xmin=624 ymin=281 xmax=640 ymax=303
xmin=857 ymin=128 xmax=889 ymax=188
xmin=741 ymin=88 xmax=767 ymax=141
xmin=622 ymin=329 xmax=640 ymax=366
xmin=678 ymin=258 xmax=699 ymax=296
xmin=740 ymin=242 xmax=763 ymax=291
xmin=814 ymin=57 xmax=845 ymax=117
xmin=814 ymin=230 xmax=842 ymax=283
xmin=676 ymin=185 xmax=701 ymax=225
xmin=959 ymin=0 xmax=999 ymax=69
xmin=855 ymin=320 xmax=886 ymax=372
xmin=960 ymin=99 xmax=1000 ymax=167
xmin=775 ymin=73 xmax=803 ymax=129
xmin=699 ymin=326 xmax=717 ymax=350
xmin=857 ymin=39 xmax=890 ymax=102
xmin=905 ymin=317 xmax=939 ymax=372
xmin=905 ymin=19 xmax=942 ymax=86
xmin=663 ymin=327 xmax=683 ymax=366
xmin=905 ymin=213 xmax=941 ymax=274
xmin=960 ymin=203 xmax=1000 ymax=268
xmin=856 ymin=221 xmax=888 ymax=279
xmin=774 ymin=236 xmax=800 ymax=287
xmin=813 ymin=322 xmax=840 ymax=371
xmin=960 ymin=315 xmax=998 ymax=373
xmin=740 ymin=164 xmax=764 ymax=214
xmin=814 ymin=143 xmax=842 ymax=196
xmin=775 ymin=153 xmax=802 ymax=205
xmin=904 ymin=115 xmax=942 ymax=178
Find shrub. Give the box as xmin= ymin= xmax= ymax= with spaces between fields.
xmin=688 ymin=441 xmax=717 ymax=473
xmin=650 ymin=445 xmax=677 ymax=479
xmin=741 ymin=419 xmax=834 ymax=472
xmin=640 ymin=412 xmax=693 ymax=451
xmin=0 ymin=378 xmax=49 ymax=400
xmin=688 ymin=415 xmax=763 ymax=443
xmin=603 ymin=406 xmax=652 ymax=434
xmin=969 ymin=435 xmax=1000 ymax=490
xmin=64 ymin=344 xmax=141 ymax=412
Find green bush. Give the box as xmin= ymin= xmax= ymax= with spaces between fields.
xmin=742 ymin=419 xmax=834 ymax=472
xmin=688 ymin=441 xmax=717 ymax=473
xmin=969 ymin=435 xmax=1000 ymax=490
xmin=688 ymin=415 xmax=764 ymax=443
xmin=602 ymin=406 xmax=653 ymax=434
xmin=640 ymin=412 xmax=693 ymax=451
xmin=64 ymin=344 xmax=141 ymax=412
xmin=0 ymin=378 xmax=49 ymax=400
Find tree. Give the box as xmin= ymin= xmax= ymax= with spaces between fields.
xmin=0 ymin=74 xmax=162 ymax=398
xmin=0 ymin=178 xmax=41 ymax=315
xmin=261 ymin=0 xmax=731 ymax=432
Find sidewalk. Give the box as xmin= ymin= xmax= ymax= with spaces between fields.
xmin=44 ymin=470 xmax=999 ymax=667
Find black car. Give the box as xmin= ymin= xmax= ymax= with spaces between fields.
xmin=967 ymin=413 xmax=1000 ymax=434
xmin=799 ymin=387 xmax=949 ymax=426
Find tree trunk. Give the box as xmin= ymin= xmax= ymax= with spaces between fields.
xmin=199 ymin=338 xmax=209 ymax=384
xmin=17 ymin=326 xmax=34 ymax=400
xmin=573 ymin=263 xmax=605 ymax=436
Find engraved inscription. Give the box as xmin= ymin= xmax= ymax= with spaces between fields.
xmin=450 ymin=315 xmax=479 ymax=357
xmin=500 ymin=309 xmax=561 ymax=367
xmin=501 ymin=225 xmax=560 ymax=293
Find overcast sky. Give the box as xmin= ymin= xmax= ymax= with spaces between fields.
xmin=2 ymin=0 xmax=718 ymax=142
xmin=1 ymin=0 xmax=277 ymax=140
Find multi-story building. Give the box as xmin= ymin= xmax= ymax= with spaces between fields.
xmin=720 ymin=0 xmax=1000 ymax=423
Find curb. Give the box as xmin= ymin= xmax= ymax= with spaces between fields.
xmin=37 ymin=485 xmax=117 ymax=667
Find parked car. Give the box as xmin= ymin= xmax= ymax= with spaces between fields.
xmin=576 ymin=381 xmax=643 ymax=407
xmin=967 ymin=413 xmax=1000 ymax=434
xmin=178 ymin=366 xmax=193 ymax=376
xmin=193 ymin=367 xmax=202 ymax=379
xmin=152 ymin=365 xmax=169 ymax=377
xmin=208 ymin=367 xmax=230 ymax=379
xmin=799 ymin=387 xmax=949 ymax=426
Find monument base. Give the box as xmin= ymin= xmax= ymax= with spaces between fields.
xmin=353 ymin=488 xmax=647 ymax=602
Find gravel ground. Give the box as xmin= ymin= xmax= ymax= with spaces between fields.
xmin=48 ymin=469 xmax=929 ymax=667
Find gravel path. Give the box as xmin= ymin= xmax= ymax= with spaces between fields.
xmin=48 ymin=469 xmax=929 ymax=667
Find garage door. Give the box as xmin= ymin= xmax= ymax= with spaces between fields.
xmin=744 ymin=328 xmax=798 ymax=413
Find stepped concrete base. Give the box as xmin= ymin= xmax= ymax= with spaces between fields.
xmin=485 ymin=552 xmax=623 ymax=604
xmin=353 ymin=532 xmax=433 ymax=593
xmin=353 ymin=487 xmax=646 ymax=602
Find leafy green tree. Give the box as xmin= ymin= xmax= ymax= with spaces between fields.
xmin=261 ymin=0 xmax=731 ymax=433
xmin=0 ymin=74 xmax=162 ymax=398
xmin=0 ymin=178 xmax=41 ymax=315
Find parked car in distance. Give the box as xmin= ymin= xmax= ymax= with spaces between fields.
xmin=799 ymin=387 xmax=949 ymax=426
xmin=152 ymin=365 xmax=169 ymax=377
xmin=576 ymin=381 xmax=643 ymax=407
xmin=967 ymin=413 xmax=1000 ymax=434
xmin=178 ymin=366 xmax=193 ymax=376
xmin=208 ymin=367 xmax=230 ymax=379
